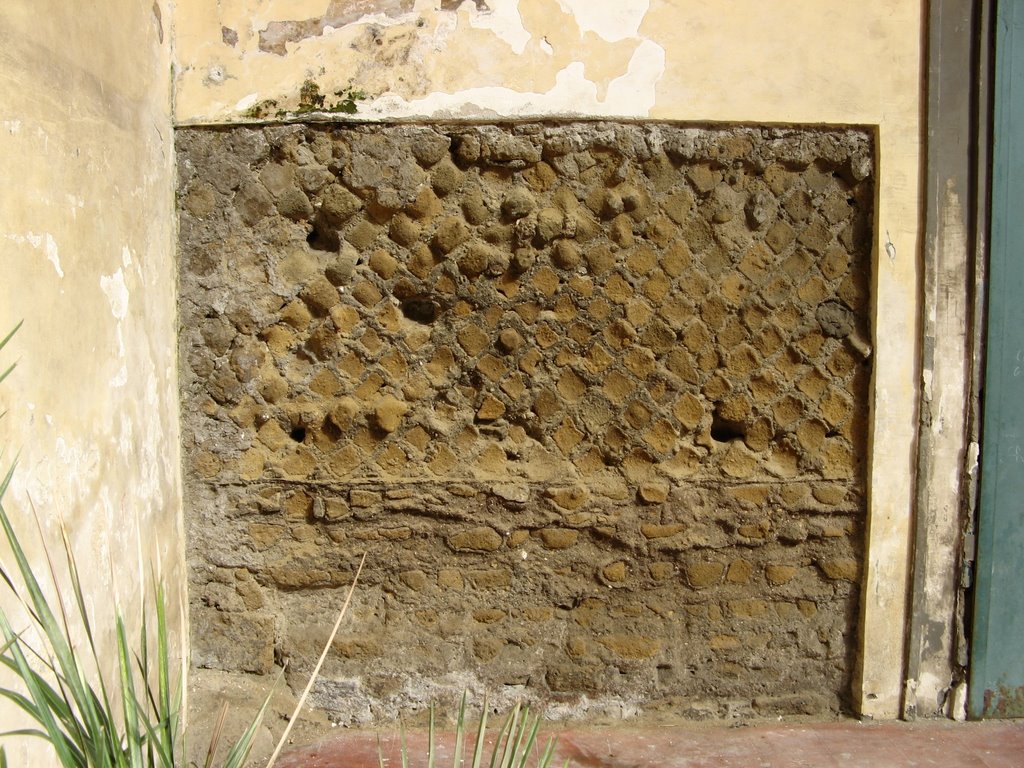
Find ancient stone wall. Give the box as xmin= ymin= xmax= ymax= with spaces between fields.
xmin=177 ymin=122 xmax=873 ymax=722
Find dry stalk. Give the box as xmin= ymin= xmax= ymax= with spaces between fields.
xmin=264 ymin=552 xmax=366 ymax=768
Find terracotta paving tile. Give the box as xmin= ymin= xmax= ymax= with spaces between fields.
xmin=277 ymin=720 xmax=1024 ymax=768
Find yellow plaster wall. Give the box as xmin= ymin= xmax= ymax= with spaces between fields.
xmin=0 ymin=1 xmax=183 ymax=760
xmin=173 ymin=0 xmax=922 ymax=719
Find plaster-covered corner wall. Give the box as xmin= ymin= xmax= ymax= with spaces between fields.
xmin=0 ymin=0 xmax=182 ymax=761
xmin=172 ymin=0 xmax=924 ymax=718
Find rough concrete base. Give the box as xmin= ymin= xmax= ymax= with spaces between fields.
xmin=186 ymin=668 xmax=334 ymax=767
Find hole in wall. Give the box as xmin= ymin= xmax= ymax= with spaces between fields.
xmin=710 ymin=408 xmax=746 ymax=443
xmin=321 ymin=418 xmax=342 ymax=442
xmin=306 ymin=223 xmax=340 ymax=252
xmin=401 ymin=296 xmax=440 ymax=324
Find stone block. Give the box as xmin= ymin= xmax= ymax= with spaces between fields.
xmin=449 ymin=527 xmax=503 ymax=552
xmin=191 ymin=609 xmax=275 ymax=675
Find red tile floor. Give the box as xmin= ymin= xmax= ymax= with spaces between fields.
xmin=277 ymin=719 xmax=1024 ymax=768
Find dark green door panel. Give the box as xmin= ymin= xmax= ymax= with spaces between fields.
xmin=971 ymin=0 xmax=1024 ymax=720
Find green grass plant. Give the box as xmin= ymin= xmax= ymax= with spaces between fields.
xmin=0 ymin=324 xmax=562 ymax=768
xmin=380 ymin=693 xmax=567 ymax=768
xmin=0 ymin=323 xmax=268 ymax=767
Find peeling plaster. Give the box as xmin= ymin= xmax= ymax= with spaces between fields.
xmin=13 ymin=435 xmax=101 ymax=514
xmin=555 ymin=0 xmax=648 ymax=42
xmin=257 ymin=0 xmax=416 ymax=55
xmin=466 ymin=0 xmax=530 ymax=54
xmin=100 ymin=266 xmax=130 ymax=385
xmin=43 ymin=234 xmax=61 ymax=278
xmin=6 ymin=232 xmax=63 ymax=278
xmin=366 ymin=40 xmax=663 ymax=118
xmin=967 ymin=441 xmax=980 ymax=477
xmin=236 ymin=93 xmax=259 ymax=111
xmin=67 ymin=194 xmax=84 ymax=220
xmin=175 ymin=0 xmax=664 ymax=121
xmin=100 ymin=268 xmax=129 ymax=321
xmin=109 ymin=365 xmax=129 ymax=389
xmin=605 ymin=39 xmax=664 ymax=112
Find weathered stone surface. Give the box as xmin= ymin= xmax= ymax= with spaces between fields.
xmin=448 ymin=526 xmax=503 ymax=552
xmin=179 ymin=122 xmax=872 ymax=724
xmin=191 ymin=609 xmax=275 ymax=675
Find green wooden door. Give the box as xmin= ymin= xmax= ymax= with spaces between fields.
xmin=971 ymin=0 xmax=1024 ymax=720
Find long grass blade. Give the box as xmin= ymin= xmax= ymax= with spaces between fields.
xmin=0 ymin=612 xmax=82 ymax=766
xmin=0 ymin=321 xmax=21 ymax=353
xmin=34 ymin=511 xmax=117 ymax=767
xmin=513 ymin=711 xmax=540 ymax=768
xmin=512 ymin=716 xmax=542 ymax=768
xmin=535 ymin=737 xmax=559 ymax=768
xmin=0 ymin=495 xmax=104 ymax=762
xmin=0 ymin=320 xmax=21 ymax=387
xmin=137 ymin=605 xmax=155 ymax=768
xmin=427 ymin=704 xmax=436 ymax=768
xmin=264 ymin=551 xmax=366 ymax=768
xmin=137 ymin=707 xmax=175 ymax=768
xmin=17 ymin=644 xmax=103 ymax=765
xmin=155 ymin=581 xmax=176 ymax=764
xmin=452 ymin=692 xmax=467 ymax=768
xmin=493 ymin=703 xmax=520 ymax=768
xmin=220 ymin=677 xmax=277 ymax=768
xmin=116 ymin=615 xmax=144 ymax=768
xmin=204 ymin=701 xmax=229 ymax=768
xmin=0 ymin=464 xmax=15 ymax=508
xmin=64 ymin=522 xmax=124 ymax=764
xmin=470 ymin=696 xmax=488 ymax=768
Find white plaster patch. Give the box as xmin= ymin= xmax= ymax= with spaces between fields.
xmin=967 ymin=441 xmax=980 ymax=477
xmin=431 ymin=9 xmax=458 ymax=51
xmin=109 ymin=365 xmax=128 ymax=389
xmin=3 ymin=120 xmax=21 ymax=135
xmin=466 ymin=0 xmax=530 ymax=55
xmin=121 ymin=245 xmax=133 ymax=268
xmin=66 ymin=195 xmax=84 ymax=220
xmin=14 ymin=435 xmax=100 ymax=512
xmin=6 ymin=232 xmax=64 ymax=278
xmin=116 ymin=411 xmax=136 ymax=464
xmin=951 ymin=682 xmax=968 ymax=721
xmin=44 ymin=234 xmax=62 ymax=278
xmin=555 ymin=0 xmax=648 ymax=42
xmin=236 ymin=93 xmax=259 ymax=111
xmin=605 ymin=39 xmax=664 ymax=114
xmin=368 ymin=44 xmax=664 ymax=119
xmin=100 ymin=269 xmax=129 ymax=320
xmin=915 ymin=671 xmax=949 ymax=717
xmin=114 ymin=325 xmax=126 ymax=358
